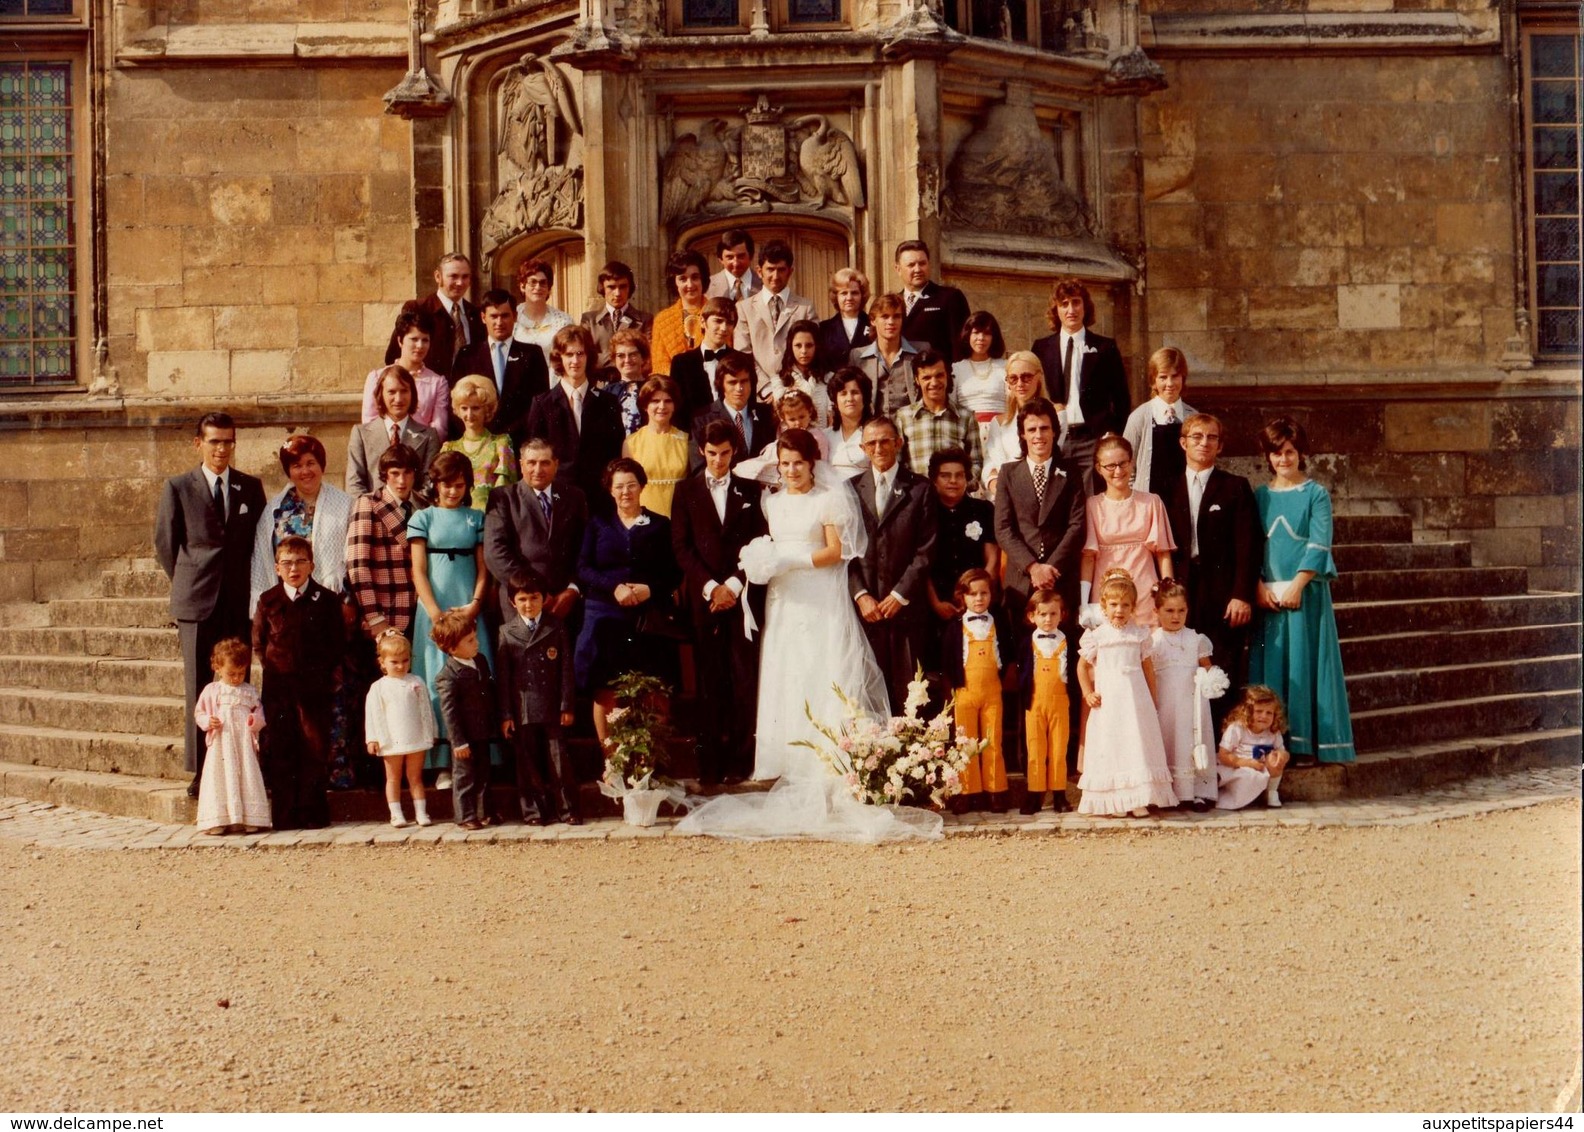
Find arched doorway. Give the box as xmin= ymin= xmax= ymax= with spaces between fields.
xmin=681 ymin=218 xmax=852 ymax=319
xmin=491 ymin=231 xmax=589 ymax=317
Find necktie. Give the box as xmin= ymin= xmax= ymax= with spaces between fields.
xmin=388 ymin=420 xmax=400 ymax=448
xmin=1063 ymin=336 xmax=1075 ymax=393
xmin=571 ymin=389 xmax=583 ymax=434
xmin=400 ymin=501 xmax=413 ymax=522
xmin=452 ymin=302 xmax=467 ymax=361
xmin=875 ymin=474 xmax=889 ymax=515
xmin=1033 ymin=461 xmax=1048 ymax=506
xmin=905 ymin=291 xmax=918 ymax=314
xmin=770 ymin=294 xmax=783 ymax=323
xmin=1036 ymin=632 xmax=1057 ymax=640
xmin=1189 ymin=472 xmax=1204 ymax=557
xmin=493 ymin=342 xmax=507 ymax=388
xmin=734 ymin=410 xmax=750 ymax=451
xmin=1165 ymin=406 xmax=1177 ymax=425
xmin=526 ymin=619 xmax=538 ymax=635
xmin=538 ymin=489 xmax=553 ymax=526
xmin=211 ymin=474 xmax=226 ymax=525
xmin=729 ymin=280 xmax=740 ymax=303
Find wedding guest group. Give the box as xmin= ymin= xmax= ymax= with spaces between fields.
xmin=155 ymin=249 xmax=1357 ymax=832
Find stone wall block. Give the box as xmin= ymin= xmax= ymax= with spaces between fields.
xmin=208 ymin=176 xmax=274 ymax=226
xmin=182 ymin=226 xmax=246 ymax=269
xmin=0 ymin=431 xmax=88 ymax=482
xmin=297 ymin=303 xmax=364 ymax=347
xmin=0 ymin=528 xmax=79 ymax=562
xmin=134 ymin=306 xmax=215 ymax=353
xmin=334 ymin=226 xmax=371 ymax=264
xmin=1541 ymin=527 xmax=1582 ymax=568
xmin=1466 ymin=451 xmax=1580 ymax=497
xmin=1366 ymin=329 xmax=1437 ymax=368
xmin=1433 ymin=203 xmax=1512 ymax=254
xmin=230 ymin=350 xmax=294 ymax=394
xmin=109 ymin=227 xmax=184 ymax=287
xmin=1195 ymin=155 xmax=1280 ymax=203
xmin=27 ymin=478 xmax=156 ymax=529
xmin=1491 ymin=401 xmax=1580 ymax=452
xmin=1294 ymin=204 xmax=1365 ymax=249
xmin=1431 ymin=326 xmax=1484 ymax=363
xmin=75 ymin=522 xmax=152 ymax=564
xmin=145 ymin=350 xmax=232 ymax=397
xmin=176 ymin=120 xmax=297 ymax=177
xmin=1494 ymin=495 xmax=1566 ymax=529
xmin=0 ymin=562 xmax=33 ymax=604
xmin=1148 ymin=288 xmax=1209 ymax=332
xmin=317 ymin=263 xmax=384 ymax=303
xmin=1205 ymin=290 xmax=1248 ymax=330
xmin=1145 ymin=202 xmax=1202 ymax=248
xmin=1336 ymin=452 xmax=1465 ymax=499
xmin=1417 ymin=495 xmax=1495 ymax=531
xmin=1246 ymin=287 xmax=1335 ymax=330
xmin=296 ymin=118 xmax=382 ymax=171
xmin=362 ymin=302 xmax=407 ymax=347
xmin=292 ymin=347 xmax=349 ymax=391
xmin=1337 ymin=284 xmax=1402 ymax=330
xmin=1467 ymin=527 xmax=1543 ymax=568
xmin=1363 ymin=202 xmax=1439 ymax=248
xmin=1383 ymin=402 xmax=1490 ymax=453
xmin=0 ymin=482 xmax=28 ymax=527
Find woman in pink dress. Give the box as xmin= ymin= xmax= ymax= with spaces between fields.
xmin=1080 ymin=434 xmax=1176 ymax=626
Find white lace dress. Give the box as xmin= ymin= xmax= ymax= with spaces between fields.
xmin=194 ymin=681 xmax=270 ymax=833
xmin=677 ymin=481 xmax=941 ymax=842
xmin=1076 ymin=622 xmax=1178 ymax=814
xmin=1150 ymin=626 xmax=1218 ymax=804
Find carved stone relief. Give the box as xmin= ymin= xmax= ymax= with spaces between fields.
xmin=660 ymin=95 xmax=864 ymax=229
xmin=943 ymin=83 xmax=1089 ymax=239
xmin=479 ymin=54 xmax=585 ymax=267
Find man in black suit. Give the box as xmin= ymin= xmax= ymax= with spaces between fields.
xmin=895 ymin=240 xmax=971 ymax=362
xmin=1165 ymin=411 xmax=1264 ymax=729
xmin=580 ymin=260 xmax=653 ymax=369
xmin=483 ymin=438 xmax=589 ymax=624
xmin=453 ymin=288 xmax=549 ymax=446
xmin=384 ymin=252 xmax=486 ymax=380
xmin=670 ymin=420 xmax=768 ymax=785
xmin=688 ymin=350 xmax=774 ymax=473
xmin=848 ymin=416 xmax=938 ymax=714
xmin=153 ymin=412 xmax=266 ymax=794
xmin=991 ymin=397 xmax=1087 ymax=622
xmin=669 ymin=297 xmax=738 ymax=426
xmin=523 ymin=323 xmax=625 ymax=506
xmin=1030 ymin=276 xmax=1131 ymax=494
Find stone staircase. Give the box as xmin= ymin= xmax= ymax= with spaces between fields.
xmin=0 ymin=514 xmax=1577 ymax=822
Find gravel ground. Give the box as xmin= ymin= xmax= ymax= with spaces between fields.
xmin=2 ymin=799 xmax=1578 ymax=1113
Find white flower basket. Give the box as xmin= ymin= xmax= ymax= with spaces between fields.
xmin=622 ymin=788 xmax=667 ymax=827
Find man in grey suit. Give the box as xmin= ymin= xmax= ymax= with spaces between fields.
xmin=579 ymin=260 xmax=653 ymax=369
xmin=992 ymin=396 xmax=1087 ymax=622
xmin=153 ymin=412 xmax=266 ymax=794
xmin=483 ymin=438 xmax=589 ymax=624
xmin=733 ymin=239 xmax=815 ymax=395
xmin=847 ymin=416 xmax=938 ymax=714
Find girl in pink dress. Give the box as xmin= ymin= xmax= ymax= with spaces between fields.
xmin=193 ymin=637 xmax=269 ymax=835
xmin=1080 ymin=433 xmax=1176 ymax=626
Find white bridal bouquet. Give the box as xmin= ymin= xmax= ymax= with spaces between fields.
xmin=796 ymin=668 xmax=985 ymax=809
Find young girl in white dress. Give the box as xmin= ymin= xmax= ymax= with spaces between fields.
xmin=677 ymin=428 xmax=934 ymax=842
xmin=1216 ymin=685 xmax=1291 ymax=809
xmin=193 ymin=637 xmax=270 ymax=835
xmin=1149 ymin=579 xmax=1218 ymax=811
xmin=1076 ymin=568 xmax=1178 ymax=817
xmin=365 ymin=633 xmax=437 ymax=827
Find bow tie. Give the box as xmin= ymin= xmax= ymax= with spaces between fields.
xmin=965 ymin=614 xmax=990 ymax=623
xmin=703 ymin=349 xmax=720 ymax=361
xmin=707 ymin=476 xmax=730 ymax=491
xmin=1035 ymin=632 xmax=1059 ymax=640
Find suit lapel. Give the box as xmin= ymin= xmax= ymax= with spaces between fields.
xmin=1036 ymin=463 xmax=1065 ymax=526
xmin=854 ymin=470 xmax=880 ymax=528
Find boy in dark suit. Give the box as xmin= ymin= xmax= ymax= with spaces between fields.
xmin=497 ymin=570 xmax=580 ymax=825
xmin=1029 ymin=276 xmax=1131 ymax=494
xmin=669 ymin=296 xmax=739 ymax=425
xmin=154 ymin=411 xmax=266 ymax=795
xmin=251 ymin=535 xmax=345 ymax=829
xmin=524 ymin=323 xmax=625 ymax=505
xmin=432 ymin=608 xmax=498 ymax=830
xmin=688 ymin=350 xmax=774 ymax=473
xmin=452 ymin=288 xmax=549 ymax=446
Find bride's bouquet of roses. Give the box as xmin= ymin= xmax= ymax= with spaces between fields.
xmin=797 ymin=668 xmax=984 ymax=809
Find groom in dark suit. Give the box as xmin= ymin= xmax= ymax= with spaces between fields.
xmin=848 ymin=416 xmax=937 ymax=714
xmin=1165 ymin=411 xmax=1264 ymax=729
xmin=1031 ymin=276 xmax=1131 ymax=494
xmin=153 ymin=412 xmax=266 ymax=793
xmin=670 ymin=420 xmax=768 ymax=784
xmin=992 ymin=397 xmax=1087 ymax=622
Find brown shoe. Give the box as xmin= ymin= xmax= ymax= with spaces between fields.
xmin=457 ymin=819 xmax=484 ymax=831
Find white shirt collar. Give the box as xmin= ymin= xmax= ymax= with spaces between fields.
xmin=436 ymin=293 xmax=457 ymax=316
xmin=560 ymin=378 xmax=586 ymax=401
xmin=1060 ymin=327 xmax=1087 ymax=352
xmin=452 ymin=655 xmax=477 ymax=669
xmin=1151 ymin=396 xmax=1182 ymax=424
xmin=283 ymin=582 xmax=303 ymax=601
xmin=201 ymin=466 xmax=228 ymax=492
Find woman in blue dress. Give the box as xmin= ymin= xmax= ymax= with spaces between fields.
xmin=1248 ymin=417 xmax=1355 ymax=764
xmin=408 ymin=451 xmax=492 ymax=783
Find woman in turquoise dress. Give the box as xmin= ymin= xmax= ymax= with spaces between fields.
xmin=1248 ymin=417 xmax=1355 ymax=764
xmin=408 ymin=451 xmax=493 ymax=782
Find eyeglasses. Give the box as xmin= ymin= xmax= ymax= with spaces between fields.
xmin=276 ymin=558 xmax=311 ymax=567
xmin=1184 ymin=432 xmax=1221 ymax=443
xmin=861 ymin=437 xmax=899 ymax=448
xmin=1006 ymin=372 xmax=1038 ymax=383
xmin=1098 ymin=461 xmax=1131 ymax=473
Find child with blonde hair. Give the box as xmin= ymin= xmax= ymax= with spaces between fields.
xmin=1216 ymin=684 xmax=1290 ymax=809
xmin=1150 ymin=577 xmax=1219 ymax=811
xmin=1076 ymin=568 xmax=1177 ymax=817
xmin=365 ymin=633 xmax=437 ymax=827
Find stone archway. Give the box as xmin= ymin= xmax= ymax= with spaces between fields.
xmin=680 ymin=217 xmax=853 ymax=319
xmin=489 ymin=231 xmax=589 ymax=316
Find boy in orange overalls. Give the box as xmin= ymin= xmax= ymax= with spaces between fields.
xmin=1018 ymin=586 xmax=1072 ymax=814
xmin=941 ymin=568 xmax=1010 ymax=814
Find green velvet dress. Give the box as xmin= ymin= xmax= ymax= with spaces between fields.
xmin=1248 ymin=479 xmax=1356 ymax=763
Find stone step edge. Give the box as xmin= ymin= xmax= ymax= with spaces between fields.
xmin=0 ymin=686 xmax=184 ymax=710
xmin=2 ymin=727 xmax=1577 ymax=828
xmin=1346 ymin=652 xmax=1582 ymax=683
xmin=1336 ymin=591 xmax=1582 ymax=610
xmin=1351 ymin=686 xmax=1581 ymax=722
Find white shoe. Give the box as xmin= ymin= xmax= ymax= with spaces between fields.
xmin=1266 ymin=788 xmax=1282 ymax=808
xmin=416 ymin=813 xmax=433 ymax=827
xmin=390 ymin=816 xmax=412 ymax=828
xmin=435 ymin=771 xmax=453 ymax=791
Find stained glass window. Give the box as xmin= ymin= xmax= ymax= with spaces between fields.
xmin=786 ymin=0 xmax=840 ymax=23
xmin=680 ymin=0 xmax=739 ymax=28
xmin=0 ymin=1 xmax=74 ymax=16
xmin=0 ymin=60 xmax=74 ymax=386
xmin=1527 ymin=33 xmax=1582 ymax=359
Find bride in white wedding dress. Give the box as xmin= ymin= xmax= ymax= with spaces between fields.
xmin=677 ymin=429 xmax=943 ymax=842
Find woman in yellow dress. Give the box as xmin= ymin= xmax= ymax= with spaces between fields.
xmin=621 ymin=375 xmax=689 ymax=518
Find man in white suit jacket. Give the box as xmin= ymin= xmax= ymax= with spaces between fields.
xmin=733 ymin=238 xmax=815 ymax=397
xmin=706 ymin=227 xmax=762 ymax=302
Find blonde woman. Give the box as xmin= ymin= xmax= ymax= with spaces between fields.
xmin=981 ymin=351 xmax=1062 ymax=500
xmin=442 ymin=375 xmax=519 ymax=511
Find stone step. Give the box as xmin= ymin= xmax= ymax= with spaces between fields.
xmin=0 ymin=721 xmax=184 ymax=779
xmin=0 ymin=762 xmax=194 ymax=824
xmin=1334 ymin=592 xmax=1582 ymax=638
xmin=0 ymin=655 xmax=186 ymax=698
xmin=1330 ymin=566 xmax=1530 ymax=603
xmin=0 ymin=686 xmax=186 ymax=737
xmin=1332 ymin=541 xmax=1471 ymax=572
xmin=1353 ymin=688 xmax=1581 ymax=752
xmin=1333 ymin=515 xmax=1412 ymax=545
xmin=0 ymin=626 xmax=180 ymax=660
xmin=101 ymin=570 xmax=170 ymax=599
xmin=48 ymin=597 xmax=174 ymax=630
xmin=1346 ymin=654 xmax=1581 ymax=713
xmin=1280 ymin=727 xmax=1582 ymax=802
xmin=1341 ymin=622 xmax=1583 ymax=675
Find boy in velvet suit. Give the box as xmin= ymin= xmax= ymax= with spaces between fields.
xmin=497 ymin=570 xmax=579 ymax=825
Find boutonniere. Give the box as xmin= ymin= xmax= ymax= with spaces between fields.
xmin=546 ymin=646 xmax=559 ymax=659
xmin=1209 ymin=503 xmax=1222 ymax=513
xmin=892 ymin=487 xmax=904 ymax=498
xmin=309 ymin=589 xmax=322 ymax=601
xmin=964 ymin=520 xmax=983 ymax=540
xmin=633 ymin=514 xmax=651 ymax=526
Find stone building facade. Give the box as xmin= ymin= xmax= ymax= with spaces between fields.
xmin=0 ymin=0 xmax=1577 ymax=604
